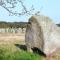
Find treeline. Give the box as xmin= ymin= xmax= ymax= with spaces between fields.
xmin=0 ymin=21 xmax=60 ymax=28
xmin=57 ymin=23 xmax=60 ymax=27
xmin=0 ymin=21 xmax=28 ymax=28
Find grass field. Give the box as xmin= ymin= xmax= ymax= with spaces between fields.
xmin=0 ymin=33 xmax=60 ymax=60
xmin=0 ymin=47 xmax=43 ymax=60
xmin=0 ymin=33 xmax=43 ymax=60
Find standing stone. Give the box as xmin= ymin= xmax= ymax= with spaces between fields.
xmin=25 ymin=15 xmax=60 ymax=56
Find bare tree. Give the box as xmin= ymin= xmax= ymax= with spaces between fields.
xmin=0 ymin=0 xmax=41 ymax=16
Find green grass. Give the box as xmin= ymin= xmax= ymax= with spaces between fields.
xmin=0 ymin=35 xmax=43 ymax=60
xmin=0 ymin=47 xmax=43 ymax=60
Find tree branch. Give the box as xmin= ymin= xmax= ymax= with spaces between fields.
xmin=0 ymin=0 xmax=40 ymax=16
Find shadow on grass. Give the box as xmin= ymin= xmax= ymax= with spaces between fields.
xmin=15 ymin=44 xmax=46 ymax=57
xmin=32 ymin=47 xmax=46 ymax=57
xmin=15 ymin=44 xmax=27 ymax=51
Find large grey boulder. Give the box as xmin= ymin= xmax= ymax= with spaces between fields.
xmin=25 ymin=15 xmax=60 ymax=56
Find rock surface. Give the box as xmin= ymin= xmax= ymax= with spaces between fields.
xmin=25 ymin=15 xmax=60 ymax=56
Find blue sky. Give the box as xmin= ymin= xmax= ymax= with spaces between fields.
xmin=0 ymin=0 xmax=60 ymax=23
